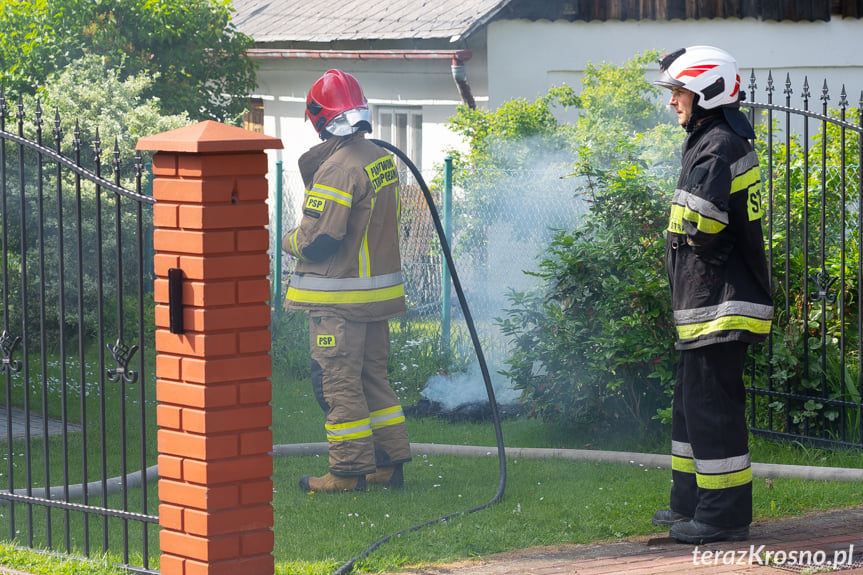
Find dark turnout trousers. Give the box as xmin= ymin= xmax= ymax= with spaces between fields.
xmin=670 ymin=341 xmax=752 ymax=528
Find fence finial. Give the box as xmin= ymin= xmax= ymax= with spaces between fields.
xmin=53 ymin=108 xmax=62 ymax=146
xmin=748 ymin=70 xmax=757 ymax=101
xmin=73 ymin=120 xmax=81 ymax=154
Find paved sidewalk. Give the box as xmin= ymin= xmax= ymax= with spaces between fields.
xmin=395 ymin=506 xmax=863 ymax=574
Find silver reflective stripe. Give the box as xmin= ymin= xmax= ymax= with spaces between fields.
xmin=684 ymin=192 xmax=728 ymax=225
xmin=674 ymin=301 xmax=774 ymax=325
xmin=671 ymin=188 xmax=686 ymax=205
xmin=694 ymin=453 xmax=751 ymax=475
xmin=671 ymin=440 xmax=693 ymax=458
xmin=310 ymin=184 xmax=352 ymax=206
xmin=731 ymin=151 xmax=759 ymax=177
xmin=370 ymin=407 xmax=405 ymax=429
xmin=290 ymin=271 xmax=403 ymax=292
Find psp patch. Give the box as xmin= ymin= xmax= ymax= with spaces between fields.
xmin=316 ymin=335 xmax=336 ymax=347
xmin=304 ymin=196 xmax=326 ymax=218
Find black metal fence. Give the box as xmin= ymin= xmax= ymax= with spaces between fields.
xmin=744 ymin=72 xmax=863 ymax=449
xmin=0 ymin=92 xmax=158 ymax=573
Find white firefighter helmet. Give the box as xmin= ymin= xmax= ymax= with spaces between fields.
xmin=655 ymin=46 xmax=741 ymax=109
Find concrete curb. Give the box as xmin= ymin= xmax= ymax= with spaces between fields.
xmin=0 ymin=465 xmax=159 ymax=503
xmin=273 ymin=442 xmax=863 ymax=482
xmin=3 ymin=441 xmax=860 ymax=506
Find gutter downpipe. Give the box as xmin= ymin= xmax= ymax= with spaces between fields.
xmin=247 ymin=49 xmax=477 ymax=109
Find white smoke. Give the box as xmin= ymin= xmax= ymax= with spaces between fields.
xmin=420 ymin=363 xmax=521 ymax=411
xmin=418 ymin=135 xmax=588 ymax=412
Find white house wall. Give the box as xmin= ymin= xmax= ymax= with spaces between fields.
xmin=254 ymin=55 xmax=486 ymax=182
xmin=487 ymin=18 xmax=863 ymax=110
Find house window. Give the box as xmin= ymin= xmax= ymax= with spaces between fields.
xmin=243 ymin=98 xmax=264 ymax=133
xmin=376 ymin=107 xmax=422 ymax=173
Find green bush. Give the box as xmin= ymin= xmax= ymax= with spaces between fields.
xmin=745 ymin=108 xmax=862 ymax=440
xmin=499 ymin=155 xmax=678 ymax=431
xmin=486 ymin=53 xmax=682 ymax=433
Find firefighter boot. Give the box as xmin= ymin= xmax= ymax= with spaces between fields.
xmin=367 ymin=450 xmax=405 ymax=488
xmin=651 ymin=509 xmax=692 ymax=526
xmin=299 ymin=472 xmax=366 ymax=493
xmin=366 ymin=464 xmax=404 ymax=488
xmin=669 ymin=519 xmax=749 ymax=544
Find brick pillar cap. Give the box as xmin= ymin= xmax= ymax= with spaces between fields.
xmin=136 ymin=120 xmax=284 ymax=153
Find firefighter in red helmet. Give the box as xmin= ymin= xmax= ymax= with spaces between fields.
xmin=282 ymin=69 xmax=411 ymax=493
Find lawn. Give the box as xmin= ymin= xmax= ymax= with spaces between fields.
xmin=0 ymin=342 xmax=862 ymax=574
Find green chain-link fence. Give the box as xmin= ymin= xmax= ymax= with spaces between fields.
xmin=269 ymin=163 xmax=587 ymax=319
xmin=268 ymin=160 xmax=589 ymax=403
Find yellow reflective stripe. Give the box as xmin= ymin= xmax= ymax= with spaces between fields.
xmin=697 ymin=467 xmax=752 ymax=490
xmin=358 ymin=197 xmax=374 ymax=278
xmin=286 ymin=283 xmax=405 ymax=305
xmin=370 ymin=405 xmax=406 ymax=430
xmin=730 ymin=166 xmax=760 ymax=195
xmin=676 ymin=315 xmax=772 ymax=340
xmin=311 ymin=184 xmax=352 ymax=207
xmin=288 ymin=229 xmax=307 ymax=262
xmin=682 ymin=206 xmax=726 ymax=234
xmin=672 ymin=455 xmax=696 ymax=474
xmin=667 ymin=203 xmax=686 ymax=234
xmin=326 ymin=418 xmax=373 ymax=442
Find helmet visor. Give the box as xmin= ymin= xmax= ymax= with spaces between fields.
xmin=323 ymin=107 xmax=371 ymax=137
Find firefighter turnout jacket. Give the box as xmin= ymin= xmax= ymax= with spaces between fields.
xmin=283 ymin=133 xmax=406 ymax=320
xmin=665 ymin=115 xmax=773 ymax=350
xmin=282 ymin=133 xmax=411 ymax=477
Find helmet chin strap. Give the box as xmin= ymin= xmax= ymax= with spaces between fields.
xmin=684 ymin=94 xmax=721 ymax=133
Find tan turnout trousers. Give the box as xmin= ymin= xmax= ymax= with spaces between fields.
xmin=309 ymin=315 xmax=411 ymax=476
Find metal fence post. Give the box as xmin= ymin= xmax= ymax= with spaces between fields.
xmin=137 ymin=121 xmax=283 ymax=575
xmin=273 ymin=160 xmax=283 ymax=309
xmin=441 ymin=156 xmax=453 ymax=357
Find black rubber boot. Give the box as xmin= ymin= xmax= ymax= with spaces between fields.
xmin=652 ymin=509 xmax=692 ymax=526
xmin=670 ymin=519 xmax=750 ymax=544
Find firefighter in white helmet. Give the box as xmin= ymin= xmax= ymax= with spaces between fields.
xmin=283 ymin=69 xmax=411 ymax=493
xmin=651 ymin=46 xmax=773 ymax=543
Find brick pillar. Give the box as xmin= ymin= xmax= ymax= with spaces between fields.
xmin=137 ymin=121 xmax=284 ymax=575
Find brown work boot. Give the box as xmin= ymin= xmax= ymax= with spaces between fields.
xmin=299 ymin=472 xmax=366 ymax=493
xmin=366 ymin=464 xmax=404 ymax=488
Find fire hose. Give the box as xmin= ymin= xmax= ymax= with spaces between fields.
xmin=329 ymin=140 xmax=508 ymax=575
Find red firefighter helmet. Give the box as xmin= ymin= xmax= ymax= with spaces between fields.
xmin=306 ymin=69 xmax=372 ymax=138
xmin=655 ymin=46 xmax=741 ymax=109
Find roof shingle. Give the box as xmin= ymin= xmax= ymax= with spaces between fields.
xmin=230 ymin=0 xmax=508 ymax=43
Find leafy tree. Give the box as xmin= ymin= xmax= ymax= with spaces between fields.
xmin=0 ymin=0 xmax=256 ymax=122
xmin=2 ymin=55 xmax=190 ymax=349
xmin=447 ymin=86 xmax=579 ymax=170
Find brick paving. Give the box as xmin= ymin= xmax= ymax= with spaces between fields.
xmin=397 ymin=506 xmax=863 ymax=574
